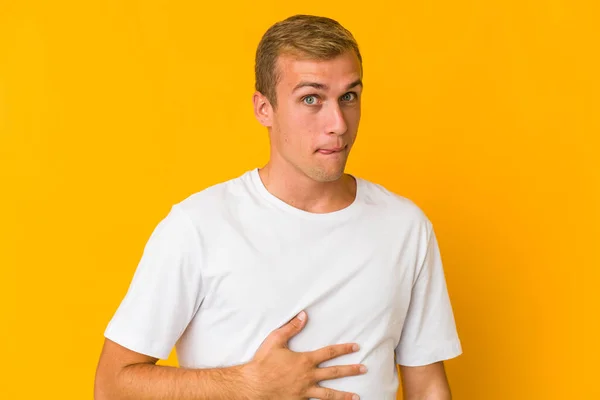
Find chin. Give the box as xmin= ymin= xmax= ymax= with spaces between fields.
xmin=307 ymin=166 xmax=346 ymax=183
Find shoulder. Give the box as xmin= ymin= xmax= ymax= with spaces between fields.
xmin=169 ymin=169 xmax=254 ymax=226
xmin=357 ymin=176 xmax=432 ymax=228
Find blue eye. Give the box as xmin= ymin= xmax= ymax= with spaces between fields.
xmin=341 ymin=92 xmax=356 ymax=101
xmin=303 ymin=95 xmax=318 ymax=105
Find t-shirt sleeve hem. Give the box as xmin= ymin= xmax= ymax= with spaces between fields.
xmin=395 ymin=340 xmax=463 ymax=367
xmin=104 ymin=325 xmax=172 ymax=360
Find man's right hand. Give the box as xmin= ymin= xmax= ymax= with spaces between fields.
xmin=242 ymin=310 xmax=367 ymax=400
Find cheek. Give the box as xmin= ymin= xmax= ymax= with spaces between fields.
xmin=344 ymin=106 xmax=361 ymax=127
xmin=279 ymin=107 xmax=318 ymax=145
xmin=290 ymin=107 xmax=316 ymax=130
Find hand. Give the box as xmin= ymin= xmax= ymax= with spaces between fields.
xmin=242 ymin=310 xmax=366 ymax=400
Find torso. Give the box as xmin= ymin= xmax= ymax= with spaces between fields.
xmin=174 ymin=168 xmax=430 ymax=399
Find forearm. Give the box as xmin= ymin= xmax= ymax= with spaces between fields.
xmin=96 ymin=362 xmax=258 ymax=400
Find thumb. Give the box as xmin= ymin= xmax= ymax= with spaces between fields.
xmin=271 ymin=311 xmax=307 ymax=346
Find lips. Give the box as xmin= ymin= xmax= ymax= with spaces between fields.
xmin=316 ymin=146 xmax=346 ymax=155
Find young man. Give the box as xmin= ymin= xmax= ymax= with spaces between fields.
xmin=95 ymin=15 xmax=462 ymax=400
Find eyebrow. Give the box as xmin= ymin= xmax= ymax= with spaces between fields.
xmin=292 ymin=79 xmax=363 ymax=93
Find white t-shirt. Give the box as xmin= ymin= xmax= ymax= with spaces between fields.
xmin=105 ymin=168 xmax=462 ymax=399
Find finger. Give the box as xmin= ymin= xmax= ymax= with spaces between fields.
xmin=269 ymin=311 xmax=307 ymax=346
xmin=306 ymin=386 xmax=359 ymax=400
xmin=308 ymin=343 xmax=359 ymax=364
xmin=314 ymin=364 xmax=367 ymax=382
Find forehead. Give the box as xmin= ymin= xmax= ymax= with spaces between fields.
xmin=275 ymin=51 xmax=362 ymax=90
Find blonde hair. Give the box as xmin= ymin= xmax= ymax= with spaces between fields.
xmin=255 ymin=14 xmax=362 ymax=108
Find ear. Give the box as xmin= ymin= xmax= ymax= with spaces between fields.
xmin=253 ymin=91 xmax=273 ymax=127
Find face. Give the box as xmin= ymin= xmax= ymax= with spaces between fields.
xmin=254 ymin=50 xmax=363 ymax=183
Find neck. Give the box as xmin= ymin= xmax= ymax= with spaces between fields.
xmin=258 ymin=162 xmax=357 ymax=214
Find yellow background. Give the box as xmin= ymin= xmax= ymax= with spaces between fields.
xmin=1 ymin=1 xmax=598 ymax=399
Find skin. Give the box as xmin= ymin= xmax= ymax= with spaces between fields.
xmin=400 ymin=362 xmax=452 ymax=399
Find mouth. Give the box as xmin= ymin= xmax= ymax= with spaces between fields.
xmin=316 ymin=145 xmax=347 ymax=155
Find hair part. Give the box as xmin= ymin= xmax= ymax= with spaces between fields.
xmin=255 ymin=14 xmax=362 ymax=109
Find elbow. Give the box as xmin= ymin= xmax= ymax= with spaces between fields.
xmin=94 ymin=369 xmax=111 ymax=400
xmin=94 ymin=363 xmax=123 ymax=400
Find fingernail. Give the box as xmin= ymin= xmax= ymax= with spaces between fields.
xmin=352 ymin=395 xmax=360 ymax=400
xmin=352 ymin=344 xmax=360 ymax=351
xmin=359 ymin=365 xmax=367 ymax=373
xmin=297 ymin=311 xmax=306 ymax=321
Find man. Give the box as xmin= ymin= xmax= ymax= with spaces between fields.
xmin=94 ymin=14 xmax=462 ymax=400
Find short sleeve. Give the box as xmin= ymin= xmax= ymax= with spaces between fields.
xmin=104 ymin=204 xmax=204 ymax=359
xmin=395 ymin=221 xmax=462 ymax=366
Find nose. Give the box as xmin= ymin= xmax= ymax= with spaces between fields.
xmin=325 ymin=102 xmax=348 ymax=135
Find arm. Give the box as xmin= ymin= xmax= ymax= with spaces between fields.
xmin=94 ymin=312 xmax=366 ymax=400
xmin=395 ymin=221 xmax=462 ymax=398
xmin=94 ymin=338 xmax=254 ymax=400
xmin=399 ymin=361 xmax=452 ymax=400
